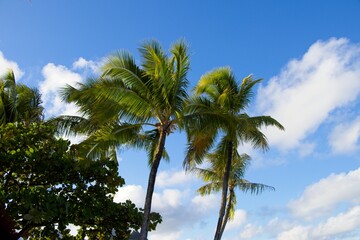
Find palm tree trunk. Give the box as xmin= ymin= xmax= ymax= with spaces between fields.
xmin=214 ymin=141 xmax=233 ymax=240
xmin=219 ymin=188 xmax=234 ymax=238
xmin=139 ymin=129 xmax=167 ymax=240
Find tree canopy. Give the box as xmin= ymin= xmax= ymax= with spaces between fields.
xmin=0 ymin=122 xmax=161 ymax=240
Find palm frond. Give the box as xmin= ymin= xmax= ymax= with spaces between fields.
xmin=101 ymin=51 xmax=152 ymax=100
xmin=235 ymin=75 xmax=262 ymax=111
xmin=48 ymin=115 xmax=95 ymax=136
xmin=247 ymin=115 xmax=285 ymax=131
xmin=190 ymin=167 xmax=218 ymax=182
xmin=74 ymin=122 xmax=143 ymax=160
xmin=169 ymin=40 xmax=190 ymax=114
xmin=183 ymin=127 xmax=218 ymax=170
xmin=197 ymin=182 xmax=222 ymax=196
xmin=235 ymin=180 xmax=275 ymax=195
xmin=143 ymin=128 xmax=170 ymax=166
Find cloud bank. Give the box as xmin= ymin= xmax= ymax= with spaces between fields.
xmin=256 ymin=38 xmax=360 ymax=153
xmin=288 ymin=167 xmax=360 ymax=220
xmin=0 ymin=51 xmax=24 ymax=79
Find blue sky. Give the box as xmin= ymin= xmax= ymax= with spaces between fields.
xmin=2 ymin=1 xmax=360 ymax=239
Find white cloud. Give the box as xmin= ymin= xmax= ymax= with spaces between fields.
xmin=72 ymin=57 xmax=102 ymax=75
xmin=149 ymin=230 xmax=182 ymax=240
xmin=251 ymin=155 xmax=287 ymax=169
xmin=152 ymin=189 xmax=185 ymax=210
xmin=275 ymin=206 xmax=360 ymax=240
xmin=225 ymin=209 xmax=247 ymax=231
xmin=0 ymin=51 xmax=24 ymax=80
xmin=156 ymin=170 xmax=196 ymax=188
xmin=114 ymin=184 xmax=145 ymax=207
xmin=39 ymin=57 xmax=103 ymax=118
xmin=239 ymin=224 xmax=263 ymax=239
xmin=329 ymin=116 xmax=360 ymax=153
xmin=113 ymin=186 xmax=186 ymax=212
xmin=39 ymin=63 xmax=83 ymax=117
xmin=288 ymin=167 xmax=360 ymax=219
xmin=277 ymin=226 xmax=310 ymax=240
xmin=311 ymin=206 xmax=360 ymax=239
xmin=191 ymin=194 xmax=219 ymax=214
xmin=114 ymin=184 xmax=219 ymax=240
xmin=266 ymin=217 xmax=295 ymax=235
xmin=256 ymin=38 xmax=360 ymax=151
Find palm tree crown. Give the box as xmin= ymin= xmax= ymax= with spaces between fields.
xmin=58 ymin=40 xmax=190 ymax=240
xmin=192 ymin=150 xmax=274 ymax=236
xmin=184 ymin=67 xmax=283 ymax=240
xmin=0 ymin=70 xmax=43 ymax=125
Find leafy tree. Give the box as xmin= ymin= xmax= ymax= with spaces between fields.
xmin=0 ymin=70 xmax=43 ymax=125
xmin=57 ymin=40 xmax=190 ymax=240
xmin=184 ymin=67 xmax=284 ymax=240
xmin=192 ymin=151 xmax=274 ymax=238
xmin=0 ymin=122 xmax=161 ymax=240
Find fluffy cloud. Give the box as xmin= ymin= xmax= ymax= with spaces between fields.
xmin=239 ymin=224 xmax=263 ymax=239
xmin=39 ymin=63 xmax=83 ymax=117
xmin=311 ymin=206 xmax=360 ymax=239
xmin=0 ymin=51 xmax=24 ymax=79
xmin=191 ymin=194 xmax=219 ymax=214
xmin=277 ymin=226 xmax=310 ymax=240
xmin=156 ymin=169 xmax=196 ymax=188
xmin=72 ymin=57 xmax=102 ymax=75
xmin=276 ymin=206 xmax=360 ymax=240
xmin=225 ymin=209 xmax=247 ymax=231
xmin=114 ymin=184 xmax=219 ymax=240
xmin=149 ymin=230 xmax=182 ymax=240
xmin=153 ymin=189 xmax=185 ymax=210
xmin=114 ymin=184 xmax=145 ymax=206
xmin=114 ymin=184 xmax=187 ymax=211
xmin=256 ymin=38 xmax=360 ymax=152
xmin=288 ymin=167 xmax=360 ymax=219
xmin=329 ymin=116 xmax=360 ymax=153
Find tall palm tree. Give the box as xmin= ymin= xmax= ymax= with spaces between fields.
xmin=184 ymin=67 xmax=284 ymax=240
xmin=58 ymin=40 xmax=190 ymax=240
xmin=0 ymin=70 xmax=43 ymax=125
xmin=192 ymin=148 xmax=274 ymax=239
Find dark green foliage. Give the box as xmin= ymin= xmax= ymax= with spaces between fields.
xmin=0 ymin=70 xmax=43 ymax=126
xmin=0 ymin=122 xmax=161 ymax=240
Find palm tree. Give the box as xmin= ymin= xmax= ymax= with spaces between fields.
xmin=192 ymin=149 xmax=274 ymax=239
xmin=0 ymin=70 xmax=43 ymax=125
xmin=184 ymin=67 xmax=284 ymax=240
xmin=57 ymin=40 xmax=190 ymax=240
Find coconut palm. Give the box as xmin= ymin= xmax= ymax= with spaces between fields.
xmin=184 ymin=67 xmax=283 ymax=240
xmin=192 ymin=148 xmax=274 ymax=239
xmin=0 ymin=70 xmax=43 ymax=125
xmin=57 ymin=40 xmax=190 ymax=240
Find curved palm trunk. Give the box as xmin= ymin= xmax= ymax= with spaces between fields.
xmin=219 ymin=187 xmax=234 ymax=238
xmin=214 ymin=141 xmax=233 ymax=240
xmin=139 ymin=130 xmax=167 ymax=240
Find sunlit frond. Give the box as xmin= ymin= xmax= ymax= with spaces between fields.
xmin=235 ymin=179 xmax=275 ymax=195
xmin=197 ymin=182 xmax=222 ymax=196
